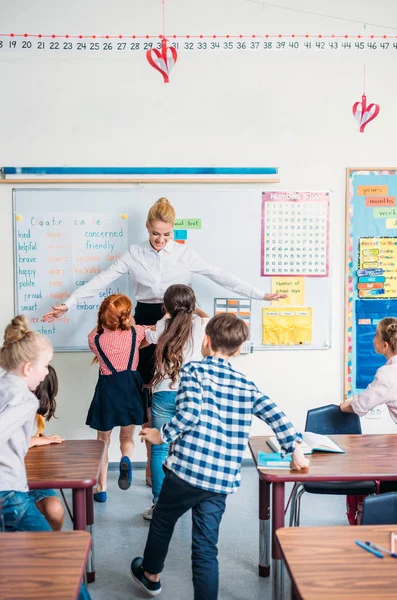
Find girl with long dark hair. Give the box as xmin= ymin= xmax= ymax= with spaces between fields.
xmin=142 ymin=284 xmax=208 ymax=520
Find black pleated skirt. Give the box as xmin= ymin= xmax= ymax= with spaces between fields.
xmin=134 ymin=302 xmax=164 ymax=397
xmin=86 ymin=369 xmax=147 ymax=431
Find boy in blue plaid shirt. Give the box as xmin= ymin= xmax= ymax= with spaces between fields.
xmin=131 ymin=313 xmax=309 ymax=599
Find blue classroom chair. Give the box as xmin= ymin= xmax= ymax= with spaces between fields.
xmin=361 ymin=492 xmax=397 ymax=525
xmin=289 ymin=404 xmax=377 ymax=526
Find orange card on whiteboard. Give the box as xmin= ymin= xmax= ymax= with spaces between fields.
xmin=271 ymin=277 xmax=305 ymax=306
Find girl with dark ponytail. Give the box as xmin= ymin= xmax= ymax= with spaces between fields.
xmin=142 ymin=284 xmax=208 ymax=520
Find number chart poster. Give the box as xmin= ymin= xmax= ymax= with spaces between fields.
xmin=261 ymin=191 xmax=330 ymax=277
xmin=14 ymin=212 xmax=129 ymax=351
xmin=345 ymin=169 xmax=397 ymax=398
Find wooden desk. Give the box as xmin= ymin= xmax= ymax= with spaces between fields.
xmin=26 ymin=439 xmax=104 ymax=582
xmin=277 ymin=525 xmax=397 ymax=599
xmin=248 ymin=434 xmax=397 ymax=599
xmin=0 ymin=531 xmax=91 ymax=600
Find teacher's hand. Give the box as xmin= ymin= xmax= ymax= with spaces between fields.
xmin=42 ymin=304 xmax=68 ymax=322
xmin=263 ymin=293 xmax=288 ymax=301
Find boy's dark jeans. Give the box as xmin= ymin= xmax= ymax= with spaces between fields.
xmin=143 ymin=468 xmax=227 ymax=600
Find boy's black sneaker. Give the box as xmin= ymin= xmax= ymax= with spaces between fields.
xmin=130 ymin=557 xmax=162 ymax=596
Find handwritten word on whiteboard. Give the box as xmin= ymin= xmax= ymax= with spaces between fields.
xmin=15 ymin=213 xmax=129 ymax=350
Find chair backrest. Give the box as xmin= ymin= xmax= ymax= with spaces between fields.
xmin=304 ymin=404 xmax=362 ymax=435
xmin=361 ymin=492 xmax=397 ymax=525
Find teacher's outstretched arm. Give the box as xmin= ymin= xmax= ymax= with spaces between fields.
xmin=42 ymin=251 xmax=131 ymax=322
xmin=187 ymin=248 xmax=287 ymax=302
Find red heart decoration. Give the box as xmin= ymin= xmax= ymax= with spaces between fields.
xmin=352 ymin=94 xmax=380 ymax=132
xmin=146 ymin=39 xmax=178 ymax=83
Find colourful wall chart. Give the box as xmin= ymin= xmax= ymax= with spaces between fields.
xmin=214 ymin=298 xmax=251 ymax=334
xmin=345 ymin=169 xmax=397 ymax=399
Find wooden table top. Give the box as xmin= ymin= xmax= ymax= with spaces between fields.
xmin=0 ymin=531 xmax=91 ymax=600
xmin=277 ymin=525 xmax=397 ymax=599
xmin=26 ymin=439 xmax=104 ymax=489
xmin=248 ymin=434 xmax=397 ymax=482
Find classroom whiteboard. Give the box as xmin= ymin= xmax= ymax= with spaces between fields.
xmin=13 ymin=187 xmax=332 ymax=351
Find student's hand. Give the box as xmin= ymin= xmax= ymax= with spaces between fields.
xmin=340 ymin=401 xmax=354 ymax=413
xmin=263 ymin=293 xmax=288 ymax=302
xmin=44 ymin=434 xmax=65 ymax=444
xmin=42 ymin=304 xmax=68 ymax=322
xmin=139 ymin=427 xmax=163 ymax=445
xmin=30 ymin=434 xmax=65 ymax=448
xmin=290 ymin=445 xmax=309 ymax=471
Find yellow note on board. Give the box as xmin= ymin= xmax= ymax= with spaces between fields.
xmin=271 ymin=277 xmax=305 ymax=306
xmin=262 ymin=307 xmax=312 ymax=346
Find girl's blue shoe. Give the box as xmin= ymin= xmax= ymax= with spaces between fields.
xmin=94 ymin=491 xmax=107 ymax=503
xmin=118 ymin=456 xmax=132 ymax=490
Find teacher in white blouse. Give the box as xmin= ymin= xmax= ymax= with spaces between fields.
xmin=42 ymin=197 xmax=285 ymax=381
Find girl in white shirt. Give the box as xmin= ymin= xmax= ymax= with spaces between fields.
xmin=340 ymin=317 xmax=397 ymax=494
xmin=340 ymin=317 xmax=397 ymax=422
xmin=142 ymin=284 xmax=208 ymax=520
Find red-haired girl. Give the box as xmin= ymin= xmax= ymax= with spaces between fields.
xmin=86 ymin=294 xmax=148 ymax=502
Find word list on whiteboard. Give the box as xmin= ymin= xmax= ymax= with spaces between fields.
xmin=15 ymin=212 xmax=129 ymax=350
xmin=261 ymin=191 xmax=330 ymax=277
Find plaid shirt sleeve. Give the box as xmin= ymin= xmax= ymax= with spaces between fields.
xmin=253 ymin=391 xmax=303 ymax=455
xmin=161 ymin=368 xmax=202 ymax=443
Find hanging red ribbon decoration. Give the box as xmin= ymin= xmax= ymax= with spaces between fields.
xmin=352 ymin=94 xmax=380 ymax=132
xmin=146 ymin=38 xmax=177 ymax=83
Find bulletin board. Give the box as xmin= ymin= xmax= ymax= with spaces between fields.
xmin=13 ymin=186 xmax=332 ymax=351
xmin=345 ymin=168 xmax=397 ymax=399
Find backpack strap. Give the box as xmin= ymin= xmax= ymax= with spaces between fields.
xmin=127 ymin=327 xmax=137 ymax=371
xmin=94 ymin=334 xmax=118 ymax=375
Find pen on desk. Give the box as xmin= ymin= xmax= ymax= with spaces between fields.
xmin=355 ymin=540 xmax=383 ymax=558
xmin=365 ymin=541 xmax=397 ymax=558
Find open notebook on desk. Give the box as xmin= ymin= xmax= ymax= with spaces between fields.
xmin=267 ymin=432 xmax=344 ymax=455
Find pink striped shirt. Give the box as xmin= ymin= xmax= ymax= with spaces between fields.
xmin=88 ymin=326 xmax=147 ymax=375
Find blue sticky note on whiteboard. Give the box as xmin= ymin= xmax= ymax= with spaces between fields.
xmin=174 ymin=229 xmax=187 ymax=240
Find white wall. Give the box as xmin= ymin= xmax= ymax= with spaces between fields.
xmin=1 ymin=0 xmax=397 ymax=462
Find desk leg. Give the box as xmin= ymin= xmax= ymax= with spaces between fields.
xmin=291 ymin=583 xmax=300 ymax=600
xmin=72 ymin=488 xmax=87 ymax=530
xmin=272 ymin=482 xmax=285 ymax=600
xmin=258 ymin=479 xmax=271 ymax=577
xmin=86 ymin=487 xmax=95 ymax=584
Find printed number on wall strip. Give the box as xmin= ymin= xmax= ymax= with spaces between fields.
xmin=1 ymin=35 xmax=397 ymax=53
